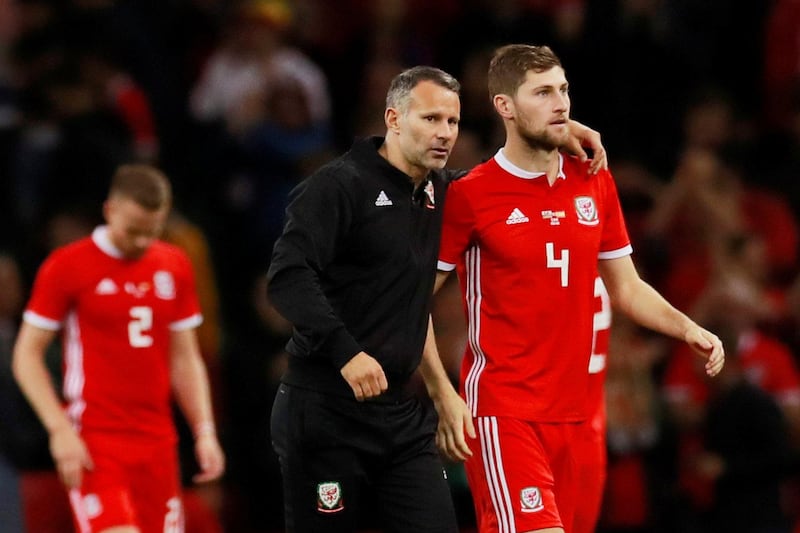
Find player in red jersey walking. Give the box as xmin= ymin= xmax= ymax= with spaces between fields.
xmin=12 ymin=164 xmax=225 ymax=533
xmin=433 ymin=44 xmax=725 ymax=533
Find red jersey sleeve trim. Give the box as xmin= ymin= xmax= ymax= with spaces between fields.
xmin=23 ymin=310 xmax=62 ymax=331
xmin=169 ymin=313 xmax=203 ymax=331
xmin=438 ymin=260 xmax=457 ymax=271
xmin=598 ymin=244 xmax=633 ymax=260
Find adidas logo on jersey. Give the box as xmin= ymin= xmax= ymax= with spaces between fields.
xmin=375 ymin=190 xmax=393 ymax=206
xmin=95 ymin=278 xmax=118 ymax=295
xmin=506 ymin=208 xmax=529 ymax=225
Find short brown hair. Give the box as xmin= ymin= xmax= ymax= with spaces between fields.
xmin=109 ymin=164 xmax=172 ymax=211
xmin=487 ymin=44 xmax=562 ymax=99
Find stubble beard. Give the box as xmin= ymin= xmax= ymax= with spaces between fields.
xmin=422 ymin=151 xmax=449 ymax=171
xmin=518 ymin=123 xmax=568 ymax=152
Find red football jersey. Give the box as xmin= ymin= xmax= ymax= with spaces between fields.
xmin=23 ymin=227 xmax=202 ymax=442
xmin=439 ymin=150 xmax=631 ymax=422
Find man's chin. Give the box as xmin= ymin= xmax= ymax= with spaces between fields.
xmin=124 ymin=249 xmax=146 ymax=260
xmin=426 ymin=156 xmax=449 ymax=169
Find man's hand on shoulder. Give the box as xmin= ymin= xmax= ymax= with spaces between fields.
xmin=565 ymin=119 xmax=607 ymax=175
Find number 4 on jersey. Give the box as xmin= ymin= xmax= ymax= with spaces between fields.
xmin=546 ymin=242 xmax=569 ymax=287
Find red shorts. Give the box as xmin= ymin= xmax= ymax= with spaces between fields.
xmin=69 ymin=435 xmax=183 ymax=533
xmin=464 ymin=417 xmax=586 ymax=533
xmin=572 ymin=404 xmax=607 ymax=533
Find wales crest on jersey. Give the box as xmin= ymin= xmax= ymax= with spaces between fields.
xmin=424 ymin=180 xmax=436 ymax=209
xmin=574 ymin=195 xmax=599 ymax=226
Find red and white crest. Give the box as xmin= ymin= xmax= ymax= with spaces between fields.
xmin=317 ymin=482 xmax=344 ymax=513
xmin=520 ymin=487 xmax=545 ymax=513
xmin=574 ymin=196 xmax=599 ymax=226
xmin=424 ymin=180 xmax=436 ymax=209
xmin=154 ymin=270 xmax=176 ymax=299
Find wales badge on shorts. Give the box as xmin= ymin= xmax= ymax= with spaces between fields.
xmin=520 ymin=486 xmax=545 ymax=513
xmin=317 ymin=481 xmax=344 ymax=513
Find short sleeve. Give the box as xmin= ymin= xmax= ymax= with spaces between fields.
xmin=24 ymin=251 xmax=73 ymax=330
xmin=169 ymin=249 xmax=203 ymax=331
xmin=438 ymin=180 xmax=475 ymax=271
xmin=598 ymin=170 xmax=632 ymax=259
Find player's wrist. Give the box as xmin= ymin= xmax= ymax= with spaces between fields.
xmin=193 ymin=421 xmax=216 ymax=440
xmin=47 ymin=422 xmax=74 ymax=436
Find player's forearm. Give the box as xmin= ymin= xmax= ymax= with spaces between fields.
xmin=433 ymin=270 xmax=450 ymax=295
xmin=418 ymin=315 xmax=456 ymax=400
xmin=601 ymin=256 xmax=698 ymax=342
xmin=170 ymin=332 xmax=217 ymax=437
xmin=616 ymin=279 xmax=697 ymax=342
xmin=174 ymin=357 xmax=216 ymax=430
xmin=12 ymin=347 xmax=71 ymax=434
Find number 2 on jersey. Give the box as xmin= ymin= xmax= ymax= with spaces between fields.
xmin=128 ymin=306 xmax=154 ymax=347
xmin=589 ymin=277 xmax=611 ymax=374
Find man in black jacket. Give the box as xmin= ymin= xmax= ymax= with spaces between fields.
xmin=267 ymin=65 xmax=605 ymax=532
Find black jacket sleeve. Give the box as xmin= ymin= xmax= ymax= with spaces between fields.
xmin=266 ymin=168 xmax=363 ymax=369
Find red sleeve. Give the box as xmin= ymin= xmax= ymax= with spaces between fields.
xmin=599 ymin=169 xmax=632 ymax=256
xmin=24 ymin=250 xmax=74 ymax=328
xmin=169 ymin=248 xmax=203 ymax=330
xmin=438 ymin=178 xmax=476 ymax=270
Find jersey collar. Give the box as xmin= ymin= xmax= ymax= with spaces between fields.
xmin=92 ymin=226 xmax=125 ymax=259
xmin=495 ymin=148 xmax=566 ymax=181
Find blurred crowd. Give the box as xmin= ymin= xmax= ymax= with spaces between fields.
xmin=1 ymin=0 xmax=800 ymax=532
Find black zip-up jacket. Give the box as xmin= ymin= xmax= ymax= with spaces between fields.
xmin=267 ymin=136 xmax=462 ymax=400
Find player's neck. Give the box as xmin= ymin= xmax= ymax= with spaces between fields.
xmin=502 ymin=139 xmax=560 ymax=185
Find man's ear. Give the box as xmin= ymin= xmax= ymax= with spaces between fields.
xmin=493 ymin=94 xmax=514 ymax=120
xmin=385 ymin=107 xmax=400 ymax=135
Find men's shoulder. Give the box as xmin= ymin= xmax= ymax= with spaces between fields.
xmin=306 ymin=143 xmax=365 ymax=184
xmin=440 ymin=168 xmax=468 ymax=183
xmin=301 ymin=138 xmax=390 ymax=200
xmin=443 ymin=156 xmax=497 ymax=184
xmin=43 ymin=235 xmax=97 ymax=267
xmin=32 ymin=237 xmax=103 ymax=296
xmin=449 ymin=158 xmax=496 ymax=188
xmin=297 ymin=157 xmax=362 ymax=206
xmin=150 ymin=240 xmax=192 ymax=263
xmin=149 ymin=240 xmax=200 ymax=270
